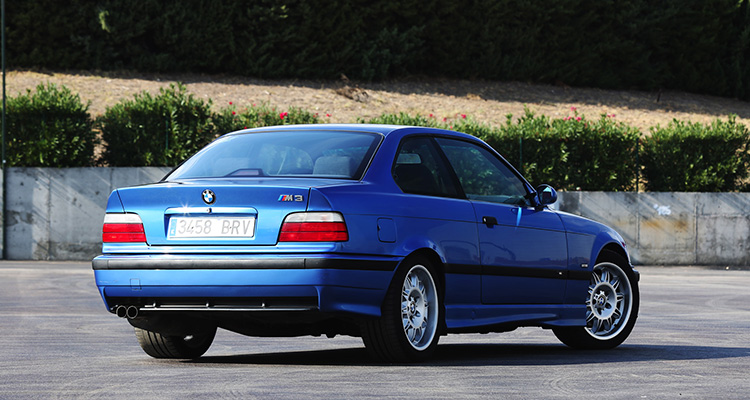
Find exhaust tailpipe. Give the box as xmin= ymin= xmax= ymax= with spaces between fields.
xmin=126 ymin=306 xmax=139 ymax=319
xmin=114 ymin=305 xmax=140 ymax=319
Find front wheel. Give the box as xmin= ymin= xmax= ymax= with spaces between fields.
xmin=362 ymin=256 xmax=442 ymax=362
xmin=554 ymin=252 xmax=639 ymax=349
xmin=134 ymin=326 xmax=217 ymax=359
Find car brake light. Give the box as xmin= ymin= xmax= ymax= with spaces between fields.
xmin=102 ymin=213 xmax=147 ymax=243
xmin=279 ymin=212 xmax=348 ymax=242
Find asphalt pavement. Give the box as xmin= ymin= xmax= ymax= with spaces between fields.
xmin=1 ymin=261 xmax=749 ymax=399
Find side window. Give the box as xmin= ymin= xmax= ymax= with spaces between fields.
xmin=393 ymin=137 xmax=460 ymax=197
xmin=436 ymin=138 xmax=530 ymax=206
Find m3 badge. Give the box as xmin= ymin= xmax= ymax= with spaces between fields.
xmin=278 ymin=194 xmax=304 ymax=202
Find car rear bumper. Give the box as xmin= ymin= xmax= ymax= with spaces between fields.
xmin=93 ymin=254 xmax=400 ymax=318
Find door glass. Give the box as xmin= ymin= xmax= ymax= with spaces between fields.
xmin=436 ymin=138 xmax=530 ymax=206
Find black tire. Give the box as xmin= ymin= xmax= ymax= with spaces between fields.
xmin=554 ymin=250 xmax=639 ymax=349
xmin=362 ymin=256 xmax=442 ymax=363
xmin=134 ymin=326 xmax=217 ymax=359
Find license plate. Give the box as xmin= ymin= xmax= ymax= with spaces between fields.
xmin=168 ymin=217 xmax=255 ymax=238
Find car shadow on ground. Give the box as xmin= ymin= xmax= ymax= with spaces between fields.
xmin=188 ymin=343 xmax=750 ymax=367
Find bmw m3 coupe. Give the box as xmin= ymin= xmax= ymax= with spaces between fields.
xmin=93 ymin=124 xmax=639 ymax=362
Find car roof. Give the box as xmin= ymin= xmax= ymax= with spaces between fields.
xmin=223 ymin=123 xmax=478 ymax=140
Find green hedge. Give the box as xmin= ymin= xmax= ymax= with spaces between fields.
xmin=6 ymin=83 xmax=96 ymax=167
xmin=97 ymin=83 xmax=217 ymax=166
xmin=5 ymin=83 xmax=750 ymax=191
xmin=97 ymin=86 xmax=323 ymax=166
xmin=7 ymin=0 xmax=750 ymax=99
xmin=641 ymin=117 xmax=750 ymax=192
xmin=213 ymin=102 xmax=321 ymax=134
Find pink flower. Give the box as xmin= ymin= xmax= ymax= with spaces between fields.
xmin=576 ymin=116 xmax=582 ymax=122
xmin=279 ymin=112 xmax=289 ymax=120
xmin=461 ymin=114 xmax=467 ymax=119
xmin=326 ymin=113 xmax=331 ymax=117
xmin=429 ymin=113 xmax=434 ymax=118
xmin=443 ymin=117 xmax=447 ymax=122
xmin=229 ymin=101 xmax=233 ymax=105
xmin=570 ymin=107 xmax=577 ymax=112
xmin=231 ymin=111 xmax=236 ymax=115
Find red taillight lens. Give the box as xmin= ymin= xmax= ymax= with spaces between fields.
xmin=279 ymin=212 xmax=348 ymax=242
xmin=102 ymin=214 xmax=146 ymax=243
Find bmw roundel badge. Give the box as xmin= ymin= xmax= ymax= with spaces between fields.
xmin=202 ymin=189 xmax=216 ymax=205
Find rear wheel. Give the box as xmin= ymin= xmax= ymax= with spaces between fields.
xmin=554 ymin=251 xmax=639 ymax=349
xmin=134 ymin=326 xmax=217 ymax=359
xmin=362 ymin=256 xmax=441 ymax=362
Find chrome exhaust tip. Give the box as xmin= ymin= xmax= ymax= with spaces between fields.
xmin=115 ymin=305 xmax=128 ymax=318
xmin=126 ymin=305 xmax=139 ymax=319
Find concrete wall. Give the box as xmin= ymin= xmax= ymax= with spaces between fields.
xmin=556 ymin=192 xmax=750 ymax=265
xmin=4 ymin=167 xmax=170 ymax=261
xmin=2 ymin=167 xmax=749 ymax=265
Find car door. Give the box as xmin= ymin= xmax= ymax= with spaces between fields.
xmin=435 ymin=138 xmax=568 ymax=305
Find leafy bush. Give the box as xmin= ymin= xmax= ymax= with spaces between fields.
xmin=213 ymin=102 xmax=320 ymax=134
xmin=551 ymin=111 xmax=640 ymax=191
xmin=97 ymin=83 xmax=216 ymax=166
xmin=6 ymin=83 xmax=96 ymax=167
xmin=455 ymin=110 xmax=641 ymax=191
xmin=641 ymin=117 xmax=750 ymax=191
xmin=483 ymin=111 xmax=567 ymax=188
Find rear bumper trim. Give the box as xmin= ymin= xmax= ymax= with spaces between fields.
xmin=92 ymin=255 xmax=398 ymax=272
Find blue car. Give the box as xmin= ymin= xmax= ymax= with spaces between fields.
xmin=93 ymin=124 xmax=639 ymax=362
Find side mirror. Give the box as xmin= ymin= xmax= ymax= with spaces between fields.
xmin=536 ymin=184 xmax=557 ymax=206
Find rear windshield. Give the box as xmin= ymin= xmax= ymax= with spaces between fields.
xmin=164 ymin=130 xmax=382 ymax=181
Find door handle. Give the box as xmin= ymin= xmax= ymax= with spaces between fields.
xmin=482 ymin=216 xmax=498 ymax=226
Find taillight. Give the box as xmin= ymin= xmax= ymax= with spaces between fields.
xmin=102 ymin=213 xmax=146 ymax=243
xmin=279 ymin=212 xmax=348 ymax=242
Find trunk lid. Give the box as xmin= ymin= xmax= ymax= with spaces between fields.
xmin=115 ymin=178 xmax=332 ymax=246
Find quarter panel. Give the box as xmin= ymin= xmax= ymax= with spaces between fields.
xmin=317 ymin=184 xmax=482 ymax=306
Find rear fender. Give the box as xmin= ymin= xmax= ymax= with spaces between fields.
xmin=106 ymin=190 xmax=125 ymax=213
xmin=398 ymin=237 xmax=447 ymax=265
xmin=306 ymin=188 xmax=334 ymax=211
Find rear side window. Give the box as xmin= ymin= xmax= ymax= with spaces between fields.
xmin=392 ymin=136 xmax=461 ymax=197
xmin=165 ymin=130 xmax=382 ymax=180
